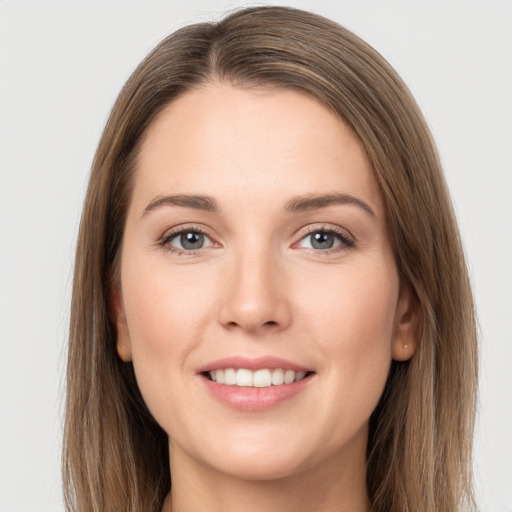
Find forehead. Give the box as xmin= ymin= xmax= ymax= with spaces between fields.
xmin=132 ymin=82 xmax=382 ymax=214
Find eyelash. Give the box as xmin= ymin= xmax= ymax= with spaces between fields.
xmin=294 ymin=225 xmax=355 ymax=254
xmin=157 ymin=224 xmax=355 ymax=256
xmin=157 ymin=224 xmax=215 ymax=256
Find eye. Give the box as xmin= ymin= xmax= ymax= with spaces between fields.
xmin=163 ymin=230 xmax=213 ymax=252
xmin=296 ymin=229 xmax=354 ymax=251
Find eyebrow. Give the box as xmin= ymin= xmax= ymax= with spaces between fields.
xmin=143 ymin=194 xmax=220 ymax=216
xmin=283 ymin=193 xmax=375 ymax=217
xmin=142 ymin=192 xmax=375 ymax=218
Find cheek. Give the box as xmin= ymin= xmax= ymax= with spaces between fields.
xmin=119 ymin=256 xmax=219 ymax=417
xmin=299 ymin=260 xmax=399 ymax=401
xmin=122 ymin=256 xmax=215 ymax=353
xmin=302 ymin=259 xmax=398 ymax=338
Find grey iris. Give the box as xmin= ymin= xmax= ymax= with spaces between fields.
xmin=181 ymin=232 xmax=204 ymax=250
xmin=311 ymin=232 xmax=335 ymax=249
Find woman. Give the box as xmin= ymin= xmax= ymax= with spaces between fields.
xmin=63 ymin=6 xmax=478 ymax=512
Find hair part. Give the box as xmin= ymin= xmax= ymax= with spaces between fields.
xmin=64 ymin=6 xmax=478 ymax=512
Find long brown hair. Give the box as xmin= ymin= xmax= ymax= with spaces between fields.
xmin=63 ymin=6 xmax=478 ymax=512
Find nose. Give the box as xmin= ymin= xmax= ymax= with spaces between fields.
xmin=218 ymin=247 xmax=292 ymax=333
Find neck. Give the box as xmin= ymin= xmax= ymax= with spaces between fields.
xmin=163 ymin=437 xmax=370 ymax=512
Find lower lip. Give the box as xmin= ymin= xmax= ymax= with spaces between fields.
xmin=200 ymin=374 xmax=313 ymax=412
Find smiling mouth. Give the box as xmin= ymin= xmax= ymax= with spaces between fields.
xmin=203 ymin=368 xmax=313 ymax=388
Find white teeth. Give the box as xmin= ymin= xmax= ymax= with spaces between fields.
xmin=207 ymin=368 xmax=309 ymax=387
xmin=294 ymin=371 xmax=306 ymax=382
xmin=271 ymin=368 xmax=284 ymax=385
xmin=236 ymin=369 xmax=253 ymax=387
xmin=253 ymin=369 xmax=272 ymax=388
xmin=224 ymin=368 xmax=237 ymax=385
xmin=284 ymin=370 xmax=295 ymax=384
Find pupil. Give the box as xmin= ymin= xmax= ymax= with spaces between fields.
xmin=311 ymin=232 xmax=334 ymax=249
xmin=180 ymin=232 xmax=204 ymax=250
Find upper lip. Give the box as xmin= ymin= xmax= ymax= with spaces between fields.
xmin=196 ymin=356 xmax=312 ymax=374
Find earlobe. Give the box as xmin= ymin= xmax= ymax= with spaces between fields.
xmin=391 ymin=286 xmax=417 ymax=362
xmin=111 ymin=285 xmax=132 ymax=362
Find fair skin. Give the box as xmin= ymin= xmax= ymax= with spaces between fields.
xmin=114 ymin=82 xmax=416 ymax=512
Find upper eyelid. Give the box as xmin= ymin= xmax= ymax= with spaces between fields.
xmin=295 ymin=223 xmax=354 ymax=241
xmin=160 ymin=223 xmax=214 ymax=241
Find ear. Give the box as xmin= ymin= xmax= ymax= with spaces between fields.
xmin=111 ymin=285 xmax=132 ymax=362
xmin=391 ymin=286 xmax=417 ymax=361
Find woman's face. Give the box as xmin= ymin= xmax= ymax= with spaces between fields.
xmin=115 ymin=83 xmax=415 ymax=481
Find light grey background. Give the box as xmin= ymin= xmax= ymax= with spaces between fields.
xmin=0 ymin=1 xmax=510 ymax=511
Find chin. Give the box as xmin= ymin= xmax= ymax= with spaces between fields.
xmin=183 ymin=426 xmax=352 ymax=483
xmin=205 ymin=450 xmax=314 ymax=482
